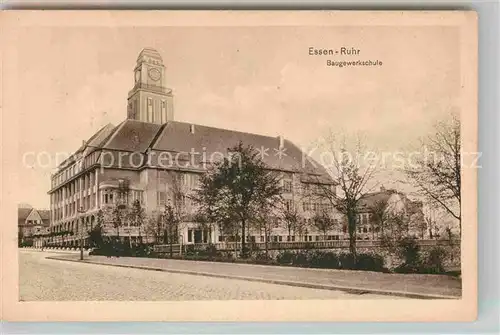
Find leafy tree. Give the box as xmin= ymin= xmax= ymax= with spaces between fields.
xmin=88 ymin=223 xmax=105 ymax=248
xmin=96 ymin=209 xmax=105 ymax=227
xmin=18 ymin=230 xmax=24 ymax=247
xmin=111 ymin=204 xmax=123 ymax=241
xmin=193 ymin=142 xmax=282 ymax=258
xmin=130 ymin=199 xmax=145 ymax=243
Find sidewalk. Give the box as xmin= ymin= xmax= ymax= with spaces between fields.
xmin=21 ymin=247 xmax=91 ymax=256
xmin=48 ymin=254 xmax=462 ymax=299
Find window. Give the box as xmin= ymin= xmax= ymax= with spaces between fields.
xmin=285 ymin=199 xmax=293 ymax=211
xmin=260 ymin=236 xmax=264 ymax=242
xmin=283 ymin=180 xmax=292 ymax=193
xmin=147 ymin=98 xmax=153 ymax=122
xmin=273 ymin=236 xmax=278 ymax=242
xmin=302 ymin=202 xmax=311 ymax=212
xmin=278 ymin=236 xmax=283 ymax=242
xmin=161 ymin=100 xmax=166 ymax=123
xmin=291 ymin=236 xmax=295 ymax=242
xmin=363 ymin=227 xmax=367 ymax=233
xmin=274 ymin=217 xmax=280 ymax=228
xmin=157 ymin=191 xmax=166 ymax=206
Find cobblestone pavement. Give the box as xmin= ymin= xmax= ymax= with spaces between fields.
xmin=50 ymin=251 xmax=461 ymax=298
xmin=19 ymin=250 xmax=401 ymax=301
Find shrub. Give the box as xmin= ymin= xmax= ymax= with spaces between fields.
xmin=356 ymin=253 xmax=385 ymax=272
xmin=276 ymin=251 xmax=294 ymax=264
xmin=420 ymin=246 xmax=447 ymax=274
xmin=397 ymin=237 xmax=421 ymax=267
xmin=252 ymin=251 xmax=275 ymax=264
xmin=338 ymin=253 xmax=356 ymax=269
xmin=292 ymin=251 xmax=310 ymax=266
xmin=308 ymin=251 xmax=340 ymax=269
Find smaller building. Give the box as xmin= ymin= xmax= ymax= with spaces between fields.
xmin=18 ymin=205 xmax=50 ymax=247
xmin=355 ymin=186 xmax=426 ymax=240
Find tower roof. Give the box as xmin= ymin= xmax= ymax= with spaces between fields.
xmin=137 ymin=48 xmax=163 ymax=64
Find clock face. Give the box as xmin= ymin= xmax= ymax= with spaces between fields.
xmin=148 ymin=68 xmax=161 ymax=81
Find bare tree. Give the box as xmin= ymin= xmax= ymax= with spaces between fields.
xmin=145 ymin=211 xmax=164 ymax=244
xmin=369 ymin=199 xmax=390 ymax=239
xmin=405 ymin=114 xmax=461 ymax=236
xmin=312 ymin=210 xmax=336 ymax=240
xmin=313 ymin=133 xmax=378 ymax=262
xmin=162 ymin=202 xmax=178 ymax=257
xmin=167 ymin=171 xmax=187 ymax=240
xmin=424 ymin=205 xmax=440 ymax=239
xmin=253 ymin=211 xmax=275 ymax=258
xmin=279 ymin=199 xmax=302 ymax=241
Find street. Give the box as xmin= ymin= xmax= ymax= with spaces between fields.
xmin=19 ymin=250 xmax=399 ymax=301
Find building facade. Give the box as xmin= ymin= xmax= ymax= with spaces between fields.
xmin=47 ymin=48 xmax=338 ymax=247
xmin=355 ymin=186 xmax=426 ymax=240
xmin=18 ymin=205 xmax=50 ymax=246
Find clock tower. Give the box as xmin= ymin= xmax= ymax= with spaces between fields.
xmin=127 ymin=48 xmax=174 ymax=124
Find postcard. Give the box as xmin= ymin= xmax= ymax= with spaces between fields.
xmin=1 ymin=10 xmax=477 ymax=322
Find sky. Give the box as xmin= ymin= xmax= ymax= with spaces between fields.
xmin=13 ymin=26 xmax=460 ymax=209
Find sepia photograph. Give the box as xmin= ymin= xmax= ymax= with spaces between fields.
xmin=1 ymin=10 xmax=477 ymax=322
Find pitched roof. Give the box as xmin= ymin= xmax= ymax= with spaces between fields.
xmin=19 ymin=208 xmax=51 ymax=226
xmin=18 ymin=207 xmax=33 ymax=225
xmin=358 ymin=189 xmax=397 ymax=211
xmin=57 ymin=119 xmax=333 ymax=182
xmin=38 ymin=210 xmax=51 ymax=225
xmin=102 ymin=120 xmax=163 ymax=152
xmin=58 ymin=123 xmax=117 ymax=169
xmin=152 ymin=121 xmax=330 ymax=176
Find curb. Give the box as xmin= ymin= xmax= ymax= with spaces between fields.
xmin=46 ymin=256 xmax=460 ymax=300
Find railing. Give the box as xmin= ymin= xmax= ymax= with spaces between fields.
xmin=154 ymin=244 xmax=181 ymax=253
xmin=153 ymin=239 xmax=459 ymax=254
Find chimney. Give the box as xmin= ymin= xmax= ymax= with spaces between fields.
xmin=82 ymin=140 xmax=86 ymax=147
xmin=380 ymin=185 xmax=386 ymax=192
xmin=278 ymin=135 xmax=284 ymax=149
xmin=190 ymin=124 xmax=195 ymax=134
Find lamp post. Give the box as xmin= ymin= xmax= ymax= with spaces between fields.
xmin=77 ymin=206 xmax=87 ymax=261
